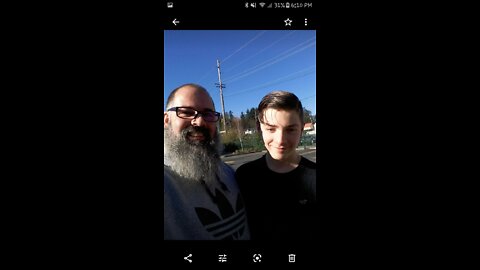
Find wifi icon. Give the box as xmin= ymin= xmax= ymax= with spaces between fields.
xmin=259 ymin=2 xmax=265 ymax=8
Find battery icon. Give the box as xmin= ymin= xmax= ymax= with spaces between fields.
xmin=286 ymin=2 xmax=290 ymax=8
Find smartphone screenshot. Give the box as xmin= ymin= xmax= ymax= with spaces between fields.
xmin=162 ymin=1 xmax=318 ymax=266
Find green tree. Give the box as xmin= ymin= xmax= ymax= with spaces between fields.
xmin=303 ymin=107 xmax=314 ymax=123
xmin=246 ymin=107 xmax=257 ymax=131
xmin=240 ymin=112 xmax=247 ymax=131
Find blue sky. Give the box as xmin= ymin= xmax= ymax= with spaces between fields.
xmin=164 ymin=30 xmax=316 ymax=118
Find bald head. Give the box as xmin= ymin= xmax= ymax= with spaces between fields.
xmin=166 ymin=83 xmax=215 ymax=111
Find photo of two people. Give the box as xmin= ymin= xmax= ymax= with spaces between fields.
xmin=163 ymin=30 xmax=317 ymax=241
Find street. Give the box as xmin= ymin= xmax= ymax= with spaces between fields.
xmin=221 ymin=146 xmax=316 ymax=171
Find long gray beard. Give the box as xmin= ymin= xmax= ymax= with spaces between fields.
xmin=164 ymin=127 xmax=224 ymax=186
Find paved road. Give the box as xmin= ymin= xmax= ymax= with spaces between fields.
xmin=221 ymin=146 xmax=316 ymax=171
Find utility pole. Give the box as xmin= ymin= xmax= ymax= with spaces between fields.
xmin=216 ymin=59 xmax=227 ymax=133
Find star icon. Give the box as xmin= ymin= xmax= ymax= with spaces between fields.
xmin=284 ymin=18 xmax=292 ymax=26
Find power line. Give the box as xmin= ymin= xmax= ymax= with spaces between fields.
xmin=225 ymin=65 xmax=316 ymax=97
xmin=197 ymin=31 xmax=266 ymax=84
xmin=222 ymin=30 xmax=266 ymax=63
xmin=300 ymin=95 xmax=316 ymax=101
xmin=223 ymin=31 xmax=296 ymax=74
xmin=223 ymin=36 xmax=316 ymax=83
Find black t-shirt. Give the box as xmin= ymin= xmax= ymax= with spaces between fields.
xmin=235 ymin=154 xmax=317 ymax=242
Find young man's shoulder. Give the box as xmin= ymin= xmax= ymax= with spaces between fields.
xmin=300 ymin=157 xmax=317 ymax=170
xmin=236 ymin=155 xmax=265 ymax=173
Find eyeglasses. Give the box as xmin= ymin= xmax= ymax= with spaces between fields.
xmin=167 ymin=107 xmax=221 ymax=122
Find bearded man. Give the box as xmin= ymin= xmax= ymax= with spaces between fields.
xmin=163 ymin=83 xmax=250 ymax=240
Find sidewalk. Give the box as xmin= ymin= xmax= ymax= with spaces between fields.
xmin=221 ymin=150 xmax=267 ymax=158
xmin=221 ymin=145 xmax=316 ymax=158
xmin=297 ymin=145 xmax=316 ymax=151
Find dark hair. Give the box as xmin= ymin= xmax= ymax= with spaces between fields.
xmin=257 ymin=91 xmax=304 ymax=127
xmin=165 ymin=83 xmax=213 ymax=108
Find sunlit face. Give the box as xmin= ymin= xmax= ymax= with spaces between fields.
xmin=260 ymin=108 xmax=303 ymax=162
xmin=164 ymin=86 xmax=217 ymax=143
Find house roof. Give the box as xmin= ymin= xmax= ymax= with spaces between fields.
xmin=304 ymin=122 xmax=314 ymax=130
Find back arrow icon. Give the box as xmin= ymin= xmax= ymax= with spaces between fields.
xmin=172 ymin=18 xmax=179 ymax=25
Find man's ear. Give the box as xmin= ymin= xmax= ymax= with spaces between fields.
xmin=164 ymin=112 xmax=170 ymax=128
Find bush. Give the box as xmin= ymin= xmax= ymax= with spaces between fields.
xmin=220 ymin=131 xmax=266 ymax=155
xmin=221 ymin=131 xmax=240 ymax=154
xmin=300 ymin=134 xmax=316 ymax=146
xmin=222 ymin=142 xmax=239 ymax=154
xmin=240 ymin=133 xmax=265 ymax=152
